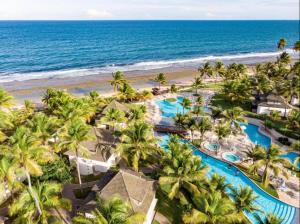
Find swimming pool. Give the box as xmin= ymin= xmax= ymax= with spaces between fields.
xmin=223 ymin=152 xmax=241 ymax=163
xmin=241 ymin=123 xmax=299 ymax=169
xmin=204 ymin=142 xmax=220 ymax=151
xmin=156 ymin=96 xmax=210 ymax=119
xmin=159 ymin=134 xmax=297 ymax=224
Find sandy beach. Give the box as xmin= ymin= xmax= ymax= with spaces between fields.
xmin=0 ymin=67 xmax=201 ymax=103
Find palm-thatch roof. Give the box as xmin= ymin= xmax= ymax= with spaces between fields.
xmin=102 ymin=100 xmax=130 ymax=114
xmin=78 ymin=169 xmax=157 ymax=215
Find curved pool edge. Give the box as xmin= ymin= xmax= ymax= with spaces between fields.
xmin=190 ymin=141 xmax=299 ymax=210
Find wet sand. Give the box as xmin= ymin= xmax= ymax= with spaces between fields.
xmin=0 ymin=68 xmax=201 ymax=103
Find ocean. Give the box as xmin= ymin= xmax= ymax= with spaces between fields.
xmin=0 ymin=20 xmax=299 ymax=82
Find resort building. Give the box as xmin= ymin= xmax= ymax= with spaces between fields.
xmin=65 ymin=128 xmax=118 ymax=175
xmin=290 ymin=95 xmax=299 ymax=106
xmin=255 ymin=94 xmax=293 ymax=116
xmin=78 ymin=169 xmax=158 ymax=224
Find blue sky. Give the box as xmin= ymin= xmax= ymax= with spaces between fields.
xmin=0 ymin=0 xmax=299 ymax=20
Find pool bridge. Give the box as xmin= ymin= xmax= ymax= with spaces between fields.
xmin=154 ymin=124 xmax=187 ymax=135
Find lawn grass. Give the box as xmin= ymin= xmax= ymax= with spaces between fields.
xmin=202 ymin=81 xmax=224 ymax=91
xmin=156 ymin=189 xmax=184 ymax=224
xmin=165 ymin=97 xmax=177 ymax=102
xmin=210 ymin=93 xmax=252 ymax=111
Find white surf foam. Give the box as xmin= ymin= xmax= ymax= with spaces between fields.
xmin=0 ymin=49 xmax=297 ymax=83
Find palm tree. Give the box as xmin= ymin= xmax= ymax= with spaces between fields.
xmin=110 ymin=71 xmax=126 ymax=92
xmin=249 ymin=144 xmax=290 ymax=187
xmin=277 ymin=38 xmax=287 ymax=51
xmin=186 ymin=118 xmax=197 ymax=142
xmin=59 ymin=119 xmax=92 ymax=186
xmin=9 ymin=181 xmax=71 ymax=223
xmin=9 ymin=126 xmax=54 ymax=216
xmin=173 ymin=113 xmax=189 ymax=128
xmin=254 ymin=75 xmax=273 ymax=99
xmin=159 ymin=139 xmax=207 ymax=202
xmin=155 ymin=73 xmax=167 ymax=90
xmin=0 ymin=88 xmax=14 ymax=109
xmin=73 ymin=195 xmax=145 ymax=224
xmin=195 ymin=95 xmax=204 ymax=106
xmin=116 ymin=122 xmax=160 ymax=172
xmin=0 ymin=110 xmax=13 ymax=142
xmin=254 ymin=213 xmax=283 ymax=224
xmin=118 ymin=83 xmax=136 ymax=102
xmin=198 ymin=62 xmax=213 ymax=79
xmin=197 ymin=117 xmax=212 ymax=142
xmin=0 ymin=157 xmax=21 ymax=199
xmin=210 ymin=106 xmax=223 ymax=124
xmin=230 ymin=186 xmax=260 ymax=214
xmin=243 ymin=145 xmax=266 ymax=165
xmin=170 ymin=84 xmax=178 ymax=94
xmin=101 ymin=108 xmax=126 ymax=131
xmin=191 ymin=105 xmax=204 ymax=118
xmin=293 ymin=40 xmax=300 ymax=51
xmin=208 ymin=173 xmax=231 ymax=194
xmin=180 ymin=97 xmax=192 ymax=113
xmin=287 ymin=109 xmax=300 ymax=130
xmin=222 ymin=107 xmax=246 ymax=132
xmin=214 ymin=61 xmax=226 ymax=80
xmin=28 ymin=112 xmax=59 ymax=145
xmin=214 ymin=121 xmax=231 ymax=150
xmin=192 ymin=77 xmax=203 ymax=95
xmin=183 ymin=191 xmax=242 ymax=224
xmin=129 ymin=106 xmax=145 ymax=122
xmin=277 ymin=52 xmax=291 ymax=65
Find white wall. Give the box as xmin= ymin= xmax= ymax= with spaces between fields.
xmin=291 ymin=96 xmax=299 ymax=106
xmin=144 ymin=196 xmax=158 ymax=224
xmin=257 ymin=106 xmax=291 ymax=117
xmin=68 ymin=154 xmax=117 ymax=175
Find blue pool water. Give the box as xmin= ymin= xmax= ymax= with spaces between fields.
xmin=159 ymin=134 xmax=296 ymax=224
xmin=204 ymin=143 xmax=220 ymax=151
xmin=241 ymin=123 xmax=300 ymax=169
xmin=240 ymin=123 xmax=271 ymax=149
xmin=223 ymin=153 xmax=241 ymax=163
xmin=282 ymin=152 xmax=300 ymax=169
xmin=156 ymin=96 xmax=210 ymax=118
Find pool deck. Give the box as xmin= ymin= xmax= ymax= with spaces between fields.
xmin=150 ymin=91 xmax=300 ymax=209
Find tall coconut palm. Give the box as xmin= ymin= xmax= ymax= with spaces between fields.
xmin=59 ymin=119 xmax=92 ymax=186
xmin=186 ymin=118 xmax=197 ymax=142
xmin=9 ymin=181 xmax=71 ymax=223
xmin=210 ymin=106 xmax=223 ymax=124
xmin=180 ymin=97 xmax=192 ymax=113
xmin=159 ymin=139 xmax=207 ymax=203
xmin=170 ymin=84 xmax=178 ymax=94
xmin=118 ymin=83 xmax=136 ymax=102
xmin=254 ymin=213 xmax=283 ymax=224
xmin=254 ymin=75 xmax=274 ymax=99
xmin=0 ymin=110 xmax=13 ymax=142
xmin=197 ymin=117 xmax=212 ymax=142
xmin=191 ymin=105 xmax=204 ymax=118
xmin=249 ymin=144 xmax=290 ymax=187
xmin=73 ymin=195 xmax=145 ymax=224
xmin=293 ymin=40 xmax=300 ymax=51
xmin=214 ymin=121 xmax=231 ymax=149
xmin=277 ymin=38 xmax=287 ymax=51
xmin=155 ymin=73 xmax=167 ymax=90
xmin=9 ymin=126 xmax=54 ymax=216
xmin=277 ymin=52 xmax=291 ymax=65
xmin=173 ymin=113 xmax=189 ymax=128
xmin=214 ymin=61 xmax=226 ymax=79
xmin=110 ymin=71 xmax=126 ymax=92
xmin=28 ymin=112 xmax=59 ymax=145
xmin=192 ymin=77 xmax=203 ymax=95
xmin=208 ymin=173 xmax=231 ymax=194
xmin=243 ymin=145 xmax=266 ymax=165
xmin=195 ymin=95 xmax=204 ymax=106
xmin=222 ymin=107 xmax=246 ymax=132
xmin=0 ymin=88 xmax=14 ymax=109
xmin=183 ymin=191 xmax=242 ymax=224
xmin=230 ymin=186 xmax=260 ymax=214
xmin=198 ymin=62 xmax=213 ymax=79
xmin=101 ymin=108 xmax=126 ymax=131
xmin=116 ymin=122 xmax=160 ymax=172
